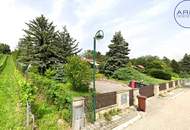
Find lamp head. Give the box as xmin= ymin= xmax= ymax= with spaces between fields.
xmin=95 ymin=30 xmax=104 ymax=40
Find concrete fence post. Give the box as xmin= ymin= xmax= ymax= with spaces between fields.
xmin=154 ymin=84 xmax=159 ymax=96
xmin=166 ymin=83 xmax=169 ymax=91
xmin=177 ymin=80 xmax=180 ymax=87
xmin=72 ymin=97 xmax=85 ymax=130
xmin=172 ymin=81 xmax=176 ymax=88
xmin=133 ymin=88 xmax=139 ymax=106
xmin=117 ymin=90 xmax=130 ymax=109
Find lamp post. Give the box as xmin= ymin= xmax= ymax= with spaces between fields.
xmin=92 ymin=30 xmax=104 ymax=123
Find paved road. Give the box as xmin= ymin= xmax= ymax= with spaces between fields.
xmin=126 ymin=87 xmax=190 ymax=130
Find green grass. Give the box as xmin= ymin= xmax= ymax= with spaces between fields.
xmin=113 ymin=67 xmax=168 ymax=85
xmin=0 ymin=56 xmax=25 ymax=129
xmin=0 ymin=55 xmax=8 ymax=72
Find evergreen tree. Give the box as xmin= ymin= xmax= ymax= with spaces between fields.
xmin=170 ymin=59 xmax=180 ymax=73
xmin=18 ymin=15 xmax=80 ymax=74
xmin=56 ymin=27 xmax=81 ymax=63
xmin=0 ymin=43 xmax=11 ymax=54
xmin=162 ymin=56 xmax=171 ymax=66
xmin=104 ymin=31 xmax=130 ymax=76
xmin=180 ymin=53 xmax=190 ymax=74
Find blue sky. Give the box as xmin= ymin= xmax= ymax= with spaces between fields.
xmin=0 ymin=0 xmax=189 ymax=60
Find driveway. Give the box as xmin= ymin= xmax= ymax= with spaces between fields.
xmin=90 ymin=80 xmax=131 ymax=93
xmin=126 ymin=86 xmax=190 ymax=130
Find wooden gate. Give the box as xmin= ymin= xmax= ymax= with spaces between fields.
xmin=139 ymin=85 xmax=154 ymax=98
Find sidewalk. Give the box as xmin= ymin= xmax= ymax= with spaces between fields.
xmin=83 ymin=107 xmax=141 ymax=130
xmin=126 ymin=87 xmax=190 ymax=130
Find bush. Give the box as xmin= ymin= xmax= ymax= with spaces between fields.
xmin=103 ymin=108 xmax=121 ymax=121
xmin=45 ymin=68 xmax=56 ymax=79
xmin=29 ymin=73 xmax=73 ymax=109
xmin=96 ymin=73 xmax=106 ymax=80
xmin=149 ymin=69 xmax=171 ymax=80
xmin=64 ymin=56 xmax=92 ymax=91
xmin=104 ymin=112 xmax=112 ymax=121
xmin=19 ymin=80 xmax=36 ymax=105
xmin=60 ymin=109 xmax=72 ymax=123
xmin=53 ymin=64 xmax=66 ymax=83
xmin=28 ymin=73 xmax=73 ymax=123
xmin=113 ymin=66 xmax=166 ymax=84
xmin=113 ymin=67 xmax=135 ymax=80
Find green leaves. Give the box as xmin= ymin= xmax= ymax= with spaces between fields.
xmin=0 ymin=43 xmax=10 ymax=54
xmin=19 ymin=80 xmax=36 ymax=104
xmin=64 ymin=56 xmax=92 ymax=91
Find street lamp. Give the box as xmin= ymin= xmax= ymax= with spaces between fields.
xmin=92 ymin=30 xmax=104 ymax=123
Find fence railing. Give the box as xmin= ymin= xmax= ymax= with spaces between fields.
xmin=159 ymin=83 xmax=167 ymax=91
xmin=169 ymin=82 xmax=173 ymax=88
xmin=139 ymin=85 xmax=154 ymax=98
xmin=96 ymin=92 xmax=116 ymax=109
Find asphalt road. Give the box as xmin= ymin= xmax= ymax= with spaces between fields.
xmin=126 ymin=86 xmax=190 ymax=130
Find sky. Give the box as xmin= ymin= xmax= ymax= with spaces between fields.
xmin=0 ymin=0 xmax=189 ymax=60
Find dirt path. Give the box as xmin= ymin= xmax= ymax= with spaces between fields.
xmin=0 ymin=56 xmax=24 ymax=129
xmin=126 ymin=87 xmax=190 ymax=130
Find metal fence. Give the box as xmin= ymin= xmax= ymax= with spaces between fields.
xmin=169 ymin=82 xmax=173 ymax=88
xmin=96 ymin=92 xmax=116 ymax=109
xmin=139 ymin=85 xmax=154 ymax=98
xmin=175 ymin=81 xmax=178 ymax=86
xmin=159 ymin=83 xmax=167 ymax=91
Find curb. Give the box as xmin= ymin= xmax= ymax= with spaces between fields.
xmin=112 ymin=112 xmax=142 ymax=130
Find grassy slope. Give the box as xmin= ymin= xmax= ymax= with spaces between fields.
xmin=0 ymin=54 xmax=6 ymax=63
xmin=0 ymin=56 xmax=25 ymax=129
xmin=29 ymin=73 xmax=90 ymax=129
xmin=113 ymin=67 xmax=167 ymax=85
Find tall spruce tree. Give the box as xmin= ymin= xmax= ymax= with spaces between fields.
xmin=180 ymin=53 xmax=190 ymax=74
xmin=56 ymin=27 xmax=81 ymax=62
xmin=171 ymin=59 xmax=180 ymax=73
xmin=18 ymin=15 xmax=80 ymax=74
xmin=104 ymin=31 xmax=130 ymax=76
xmin=0 ymin=43 xmax=11 ymax=54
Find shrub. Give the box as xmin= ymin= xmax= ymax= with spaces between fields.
xmin=96 ymin=73 xmax=106 ymax=80
xmin=28 ymin=73 xmax=73 ymax=123
xmin=104 ymin=112 xmax=112 ymax=121
xmin=53 ymin=64 xmax=66 ymax=83
xmin=45 ymin=68 xmax=56 ymax=79
xmin=113 ymin=67 xmax=134 ymax=80
xmin=64 ymin=56 xmax=92 ymax=91
xmin=113 ymin=66 xmax=166 ymax=84
xmin=19 ymin=80 xmax=37 ymax=105
xmin=60 ymin=109 xmax=72 ymax=123
xmin=149 ymin=69 xmax=171 ymax=80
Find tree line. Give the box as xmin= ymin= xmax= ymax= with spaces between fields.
xmin=16 ymin=14 xmax=190 ymax=89
xmin=0 ymin=43 xmax=10 ymax=54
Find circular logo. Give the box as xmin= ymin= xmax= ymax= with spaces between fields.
xmin=174 ymin=0 xmax=190 ymax=28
